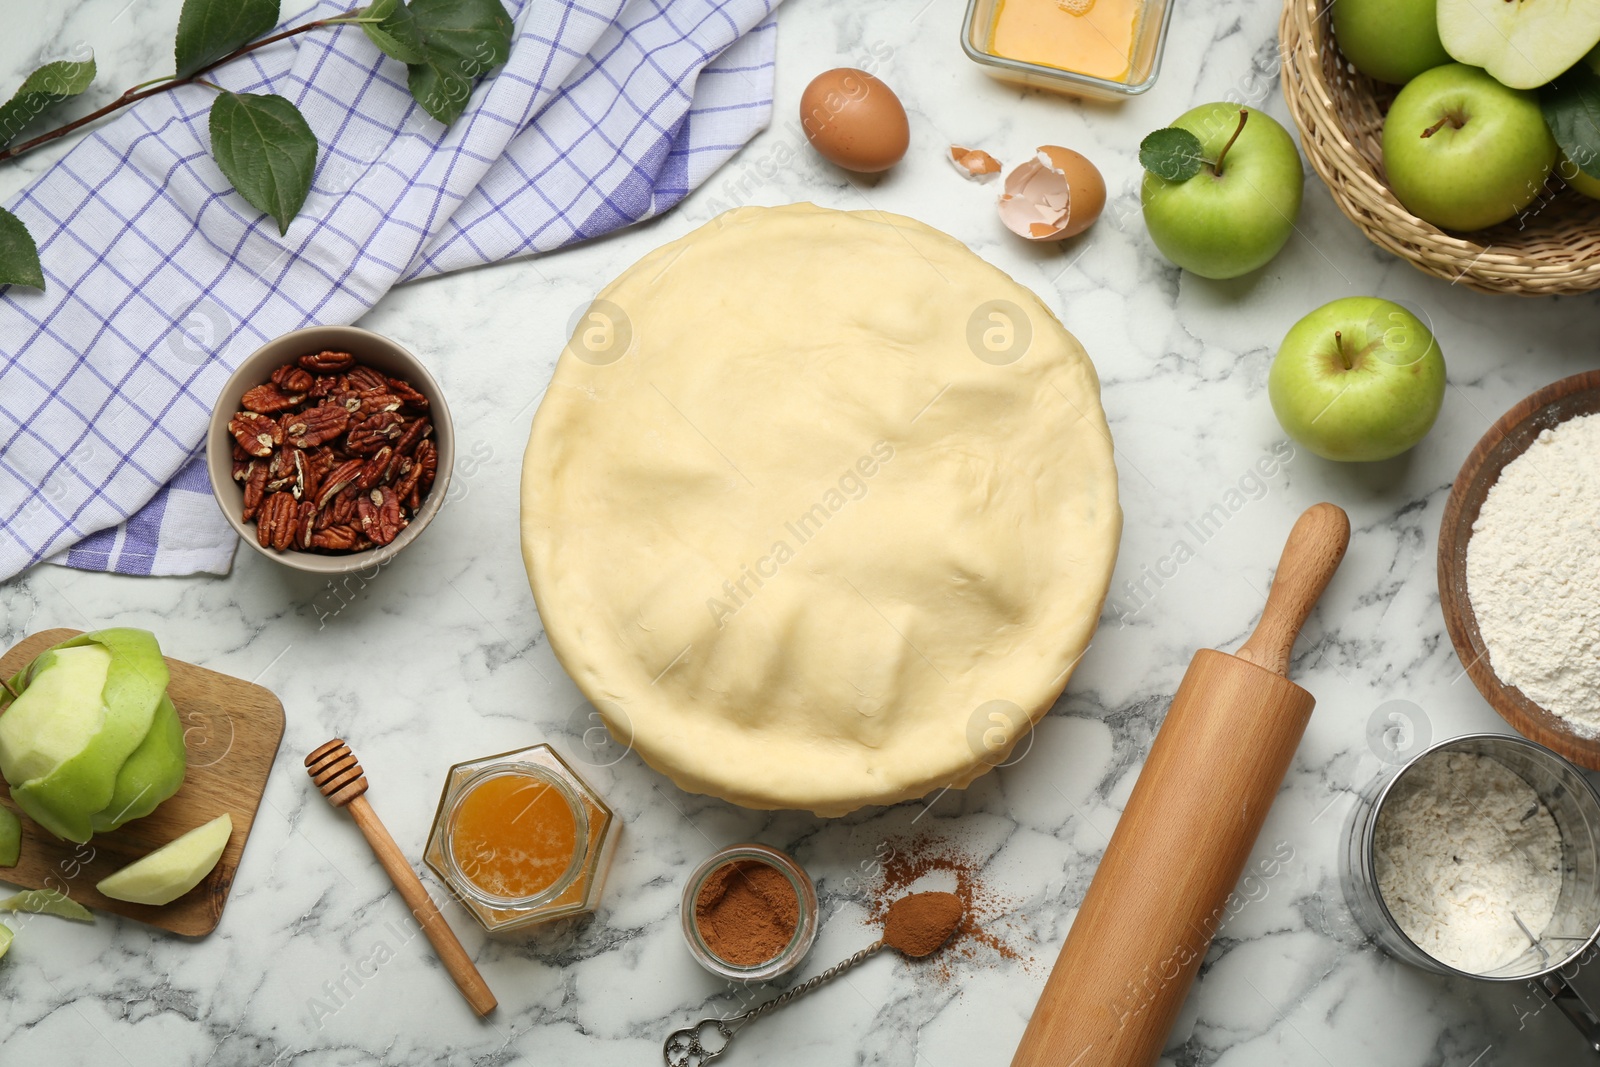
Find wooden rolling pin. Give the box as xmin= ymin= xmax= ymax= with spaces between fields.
xmin=1011 ymin=502 xmax=1350 ymax=1067
xmin=306 ymin=739 xmax=498 ymax=1017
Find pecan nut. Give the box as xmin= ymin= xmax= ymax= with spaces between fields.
xmin=344 ymin=365 xmax=389 ymax=393
xmin=242 ymin=463 xmax=268 ymax=521
xmin=228 ymin=412 xmax=281 ymax=457
xmin=241 ymin=383 xmax=305 ymax=414
xmin=295 ymin=499 xmax=317 ymax=550
xmin=283 ymin=405 xmax=350 ymax=448
xmin=358 ymin=487 xmax=405 ymax=545
xmin=387 ymin=377 xmax=429 ymax=411
xmin=414 ymin=439 xmax=438 ymax=490
xmin=299 ymin=350 xmax=355 ymax=373
xmin=316 ymin=459 xmax=365 ymax=510
xmin=346 ymin=412 xmax=405 ymax=454
xmin=257 ymin=492 xmax=298 ymax=551
xmin=311 ymin=524 xmax=362 ymax=551
xmin=356 ymin=446 xmax=394 ymax=491
xmin=271 ymin=363 xmax=315 ymax=394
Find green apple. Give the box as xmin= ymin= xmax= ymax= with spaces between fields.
xmin=1561 ymin=154 xmax=1600 ymax=199
xmin=1141 ymin=104 xmax=1305 ymax=279
xmin=1333 ymin=0 xmax=1450 ymax=84
xmin=0 ymin=923 xmax=11 ymax=961
xmin=0 ymin=645 xmax=112 ymax=784
xmin=1269 ymin=297 xmax=1445 ymax=462
xmin=97 ymin=813 xmax=231 ymax=906
xmin=1439 ymin=0 xmax=1600 ymax=89
xmin=90 ymin=695 xmax=186 ymax=834
xmin=0 ymin=629 xmax=185 ymax=843
xmin=1382 ymin=64 xmax=1556 ymax=231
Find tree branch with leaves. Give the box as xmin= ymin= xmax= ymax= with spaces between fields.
xmin=0 ymin=0 xmax=514 ymax=290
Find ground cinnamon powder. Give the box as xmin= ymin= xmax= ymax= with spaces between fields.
xmin=882 ymin=891 xmax=963 ymax=957
xmin=865 ymin=838 xmax=1033 ymax=980
xmin=695 ymin=859 xmax=800 ymax=966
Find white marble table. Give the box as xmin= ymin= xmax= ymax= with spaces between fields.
xmin=5 ymin=0 xmax=1600 ymax=1064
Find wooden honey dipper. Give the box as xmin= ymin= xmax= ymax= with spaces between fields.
xmin=305 ymin=739 xmax=497 ymax=1016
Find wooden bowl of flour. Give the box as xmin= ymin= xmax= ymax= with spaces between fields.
xmin=1439 ymin=370 xmax=1600 ymax=771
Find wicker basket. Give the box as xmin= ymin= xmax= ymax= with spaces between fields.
xmin=1280 ymin=0 xmax=1600 ymax=296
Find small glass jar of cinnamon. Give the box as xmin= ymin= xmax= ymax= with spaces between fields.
xmin=681 ymin=843 xmax=818 ymax=981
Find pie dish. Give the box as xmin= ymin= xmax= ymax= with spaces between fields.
xmin=521 ymin=203 xmax=1120 ymax=814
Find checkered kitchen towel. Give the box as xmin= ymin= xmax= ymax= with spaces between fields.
xmin=0 ymin=0 xmax=778 ymax=579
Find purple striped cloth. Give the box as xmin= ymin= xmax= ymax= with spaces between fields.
xmin=0 ymin=0 xmax=778 ymax=579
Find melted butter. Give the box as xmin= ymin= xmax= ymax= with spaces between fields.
xmin=989 ymin=0 xmax=1143 ymax=82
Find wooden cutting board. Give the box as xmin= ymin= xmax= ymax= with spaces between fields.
xmin=0 ymin=629 xmax=285 ymax=937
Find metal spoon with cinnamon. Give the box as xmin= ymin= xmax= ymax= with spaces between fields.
xmin=664 ymin=891 xmax=963 ymax=1066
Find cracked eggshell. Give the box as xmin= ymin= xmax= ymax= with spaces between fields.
xmin=949 ymin=145 xmax=1003 ymax=180
xmin=998 ymin=146 xmax=1106 ymax=241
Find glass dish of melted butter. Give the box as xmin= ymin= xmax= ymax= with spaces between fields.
xmin=961 ymin=0 xmax=1174 ymax=99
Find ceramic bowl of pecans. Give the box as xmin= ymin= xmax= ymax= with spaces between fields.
xmin=205 ymin=325 xmax=454 ymax=574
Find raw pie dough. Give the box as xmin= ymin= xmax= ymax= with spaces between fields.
xmin=521 ymin=204 xmax=1120 ymax=815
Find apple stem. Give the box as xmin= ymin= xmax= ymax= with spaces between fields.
xmin=1421 ymin=117 xmax=1450 ymax=139
xmin=1213 ymin=109 xmax=1249 ymax=177
xmin=1334 ymin=329 xmax=1352 ymax=371
xmin=0 ymin=676 xmax=17 ymax=701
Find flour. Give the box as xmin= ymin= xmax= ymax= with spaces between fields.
xmin=1374 ymin=751 xmax=1563 ymax=973
xmin=1467 ymin=412 xmax=1600 ymax=733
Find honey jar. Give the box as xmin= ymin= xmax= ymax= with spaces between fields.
xmin=424 ymin=744 xmax=618 ymax=933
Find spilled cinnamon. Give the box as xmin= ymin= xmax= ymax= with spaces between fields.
xmin=695 ymin=859 xmax=799 ymax=966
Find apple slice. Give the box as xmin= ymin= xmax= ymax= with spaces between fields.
xmin=1439 ymin=0 xmax=1600 ymax=89
xmin=0 ymin=923 xmax=11 ymax=960
xmin=0 ymin=806 xmax=18 ymax=867
xmin=0 ymin=889 xmax=93 ymax=922
xmin=97 ymin=813 xmax=231 ymax=906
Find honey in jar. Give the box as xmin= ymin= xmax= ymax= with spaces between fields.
xmin=425 ymin=744 xmax=618 ymax=933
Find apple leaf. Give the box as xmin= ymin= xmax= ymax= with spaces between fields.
xmin=1542 ymin=63 xmax=1600 ymax=180
xmin=209 ymin=91 xmax=318 ymax=235
xmin=404 ymin=0 xmax=514 ymax=125
xmin=0 ymin=208 xmax=45 ymax=291
xmin=361 ymin=0 xmax=428 ymax=65
xmin=0 ymin=56 xmax=96 ymax=148
xmin=1139 ymin=127 xmax=1205 ymax=183
xmin=175 ymin=0 xmax=281 ymax=78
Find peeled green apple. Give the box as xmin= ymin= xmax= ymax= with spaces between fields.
xmin=97 ymin=813 xmax=231 ymax=906
xmin=1333 ymin=0 xmax=1450 ymax=84
xmin=0 ymin=629 xmax=185 ymax=843
xmin=1382 ymin=64 xmax=1556 ymax=231
xmin=1269 ymin=297 xmax=1445 ymax=462
xmin=1141 ymin=104 xmax=1304 ymax=279
xmin=1439 ymin=0 xmax=1600 ymax=89
xmin=0 ymin=889 xmax=93 ymax=921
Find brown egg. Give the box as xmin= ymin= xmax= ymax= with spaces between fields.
xmin=800 ymin=69 xmax=910 ymax=173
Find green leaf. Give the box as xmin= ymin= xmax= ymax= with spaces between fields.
xmin=0 ymin=57 xmax=96 ymax=148
xmin=1139 ymin=127 xmax=1205 ymax=183
xmin=361 ymin=0 xmax=428 ymax=65
xmin=208 ymin=91 xmax=318 ymax=235
xmin=0 ymin=889 xmax=92 ymax=922
xmin=174 ymin=0 xmax=280 ymax=78
xmin=405 ymin=0 xmax=514 ymax=125
xmin=0 ymin=208 xmax=45 ymax=291
xmin=1542 ymin=63 xmax=1600 ymax=180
